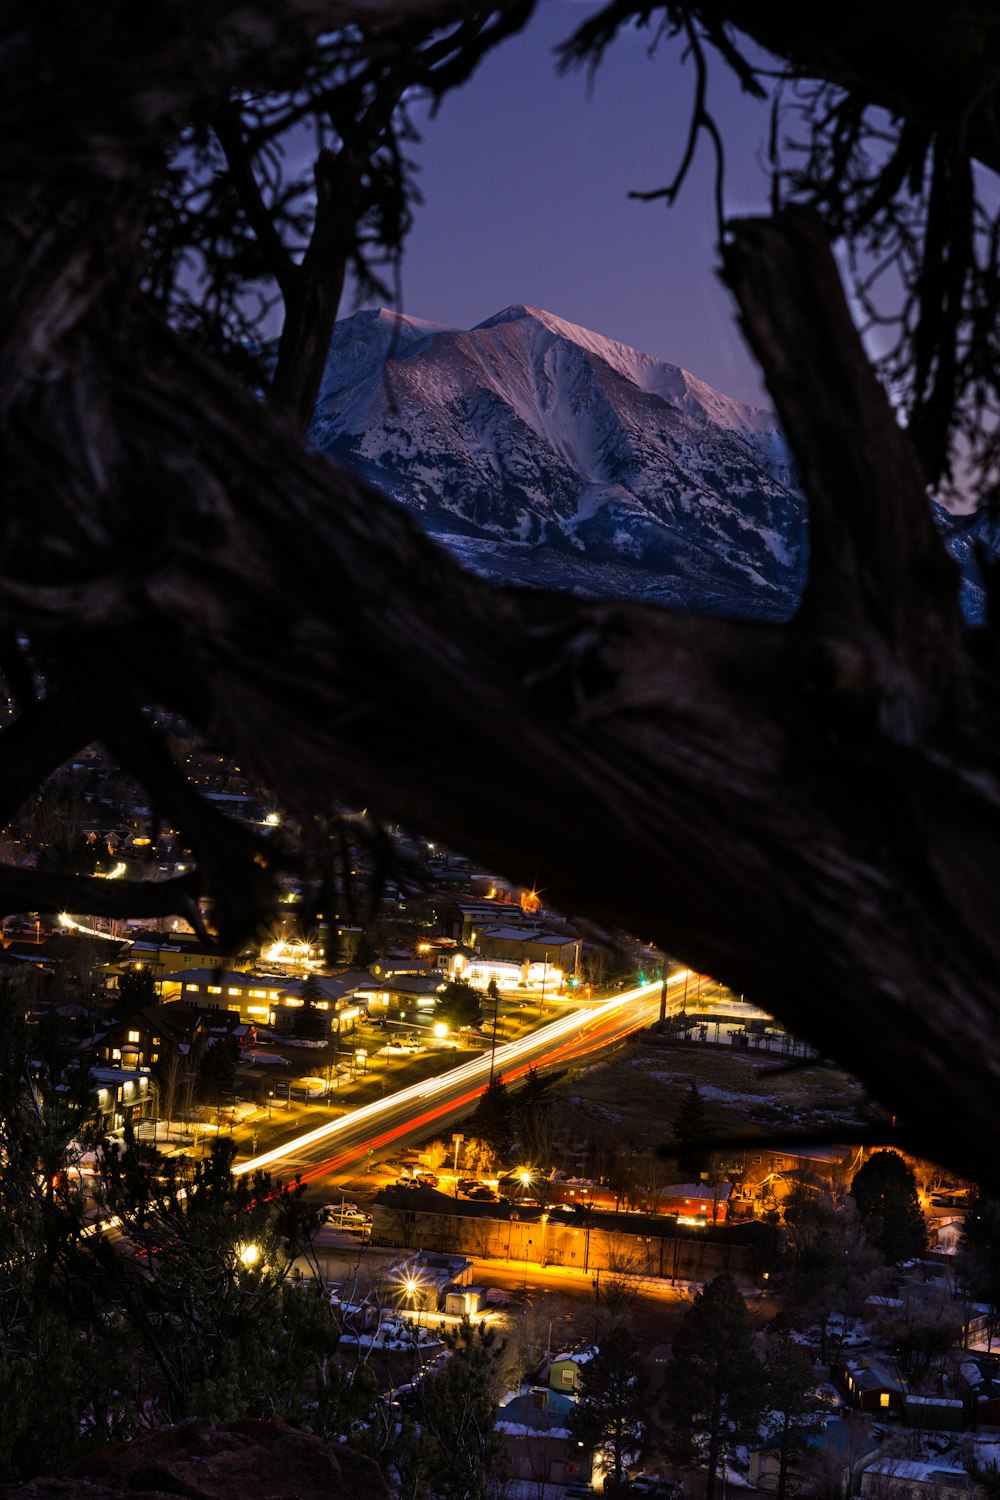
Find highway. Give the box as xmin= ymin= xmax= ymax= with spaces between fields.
xmin=235 ymin=971 xmax=700 ymax=1191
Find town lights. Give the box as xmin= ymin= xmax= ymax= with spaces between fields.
xmin=518 ymin=1168 xmax=532 ymax=1188
xmin=238 ymin=1243 xmax=260 ymax=1267
xmin=433 ymin=1022 xmax=448 ymax=1038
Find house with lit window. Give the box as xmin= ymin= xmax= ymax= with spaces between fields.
xmin=548 ymin=1347 xmax=597 ymax=1396
xmin=269 ymin=971 xmax=371 ymax=1035
xmin=92 ymin=1003 xmax=209 ymax=1072
xmin=834 ymin=1353 xmax=907 ymax=1414
xmin=91 ymin=1065 xmax=155 ymax=1134
xmin=159 ymin=967 xmax=371 ymax=1035
xmin=157 ymin=968 xmax=283 ymax=1024
xmin=353 ymin=970 xmax=443 ymax=1017
xmin=105 ymin=930 xmax=254 ymax=984
xmin=496 ymin=1387 xmax=591 ymax=1486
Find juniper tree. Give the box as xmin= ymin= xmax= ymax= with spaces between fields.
xmin=569 ymin=1326 xmax=649 ymax=1493
xmin=672 ymin=1082 xmax=710 ymax=1181
xmin=409 ymin=1317 xmax=509 ymax=1500
xmin=850 ymin=1151 xmax=926 ymax=1265
xmin=663 ymin=1273 xmax=763 ymax=1500
xmin=468 ymin=1074 xmax=515 ymax=1164
xmin=761 ymin=1334 xmax=817 ymax=1500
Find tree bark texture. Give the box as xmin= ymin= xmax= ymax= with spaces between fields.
xmin=3 ymin=3 xmax=1000 ymax=1184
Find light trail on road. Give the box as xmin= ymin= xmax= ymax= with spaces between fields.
xmin=234 ymin=970 xmax=693 ymax=1178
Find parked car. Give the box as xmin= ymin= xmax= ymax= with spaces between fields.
xmin=565 ymin=1485 xmax=594 ymax=1499
xmin=417 ymin=1172 xmax=439 ymax=1188
xmin=468 ymin=1187 xmax=497 ymax=1201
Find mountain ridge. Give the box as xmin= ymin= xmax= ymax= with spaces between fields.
xmin=311 ymin=303 xmax=807 ymax=619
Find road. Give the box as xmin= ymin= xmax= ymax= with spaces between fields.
xmin=236 ymin=973 xmax=699 ymax=1192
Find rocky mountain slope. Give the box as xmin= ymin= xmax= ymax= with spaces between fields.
xmin=310 ymin=304 xmax=807 ymax=619
xmin=311 ymin=302 xmax=989 ymax=622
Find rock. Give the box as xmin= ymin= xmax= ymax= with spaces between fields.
xmin=1 ymin=1419 xmax=392 ymax=1500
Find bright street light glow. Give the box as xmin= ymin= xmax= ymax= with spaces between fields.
xmin=238 ymin=1243 xmax=260 ymax=1266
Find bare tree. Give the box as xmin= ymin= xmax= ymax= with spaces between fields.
xmin=4 ymin=1 xmax=1000 ymax=1186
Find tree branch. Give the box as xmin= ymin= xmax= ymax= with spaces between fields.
xmin=722 ymin=208 xmax=967 ymax=743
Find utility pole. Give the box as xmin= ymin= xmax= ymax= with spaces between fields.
xmin=488 ymin=983 xmax=501 ymax=1084
xmin=452 ymin=1133 xmax=463 ymax=1197
xmin=538 ymin=949 xmax=548 ymax=1019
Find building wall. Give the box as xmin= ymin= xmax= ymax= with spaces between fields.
xmin=371 ymin=1204 xmax=764 ymax=1282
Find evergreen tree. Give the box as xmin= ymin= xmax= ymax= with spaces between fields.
xmin=672 ymin=1081 xmax=710 ymax=1180
xmin=850 ymin=1151 xmax=926 ymax=1264
xmin=762 ymin=1334 xmax=816 ymax=1500
xmin=435 ymin=977 xmax=484 ymax=1030
xmin=93 ymin=1133 xmax=369 ymax=1432
xmin=194 ymin=1035 xmax=239 ymax=1104
xmin=569 ymin=1326 xmax=649 ymax=1493
xmin=781 ymin=1197 xmax=887 ymax=1365
xmin=663 ymin=1273 xmax=763 ymax=1500
xmin=516 ymin=1067 xmax=555 ymax=1170
xmin=114 ymin=965 xmax=157 ymax=1019
xmin=410 ymin=1316 xmax=509 ymax=1500
xmin=294 ymin=971 xmax=328 ymax=1040
xmin=469 ymin=1074 xmax=514 ymax=1163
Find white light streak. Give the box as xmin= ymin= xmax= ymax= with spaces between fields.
xmin=235 ymin=973 xmax=692 ymax=1176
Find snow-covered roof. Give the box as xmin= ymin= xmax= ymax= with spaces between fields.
xmin=551 ymin=1346 xmax=597 ymax=1366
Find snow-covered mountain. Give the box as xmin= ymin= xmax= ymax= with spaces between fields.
xmin=311 ymin=304 xmax=806 ymax=618
xmin=308 ymin=303 xmax=998 ymax=623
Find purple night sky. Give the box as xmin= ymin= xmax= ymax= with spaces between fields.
xmin=356 ymin=2 xmax=776 ymax=409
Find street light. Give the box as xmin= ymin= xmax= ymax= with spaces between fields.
xmin=238 ymin=1242 xmax=260 ymax=1268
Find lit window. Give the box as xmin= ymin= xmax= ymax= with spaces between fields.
xmin=880 ymin=1393 xmax=890 ymax=1409
xmin=250 ymin=989 xmax=266 ymax=999
xmin=208 ymin=985 xmax=222 ymax=995
xmin=151 ymin=1053 xmax=159 ymax=1063
xmin=127 ymin=1030 xmax=140 ymax=1044
xmin=268 ymin=991 xmax=279 ymax=1000
xmin=185 ymin=983 xmax=200 ymax=992
xmin=111 ymin=1048 xmax=121 ymax=1060
xmin=228 ymin=988 xmax=241 ymax=996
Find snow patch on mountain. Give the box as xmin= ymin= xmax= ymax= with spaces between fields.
xmin=311 ymin=303 xmax=813 ymax=618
